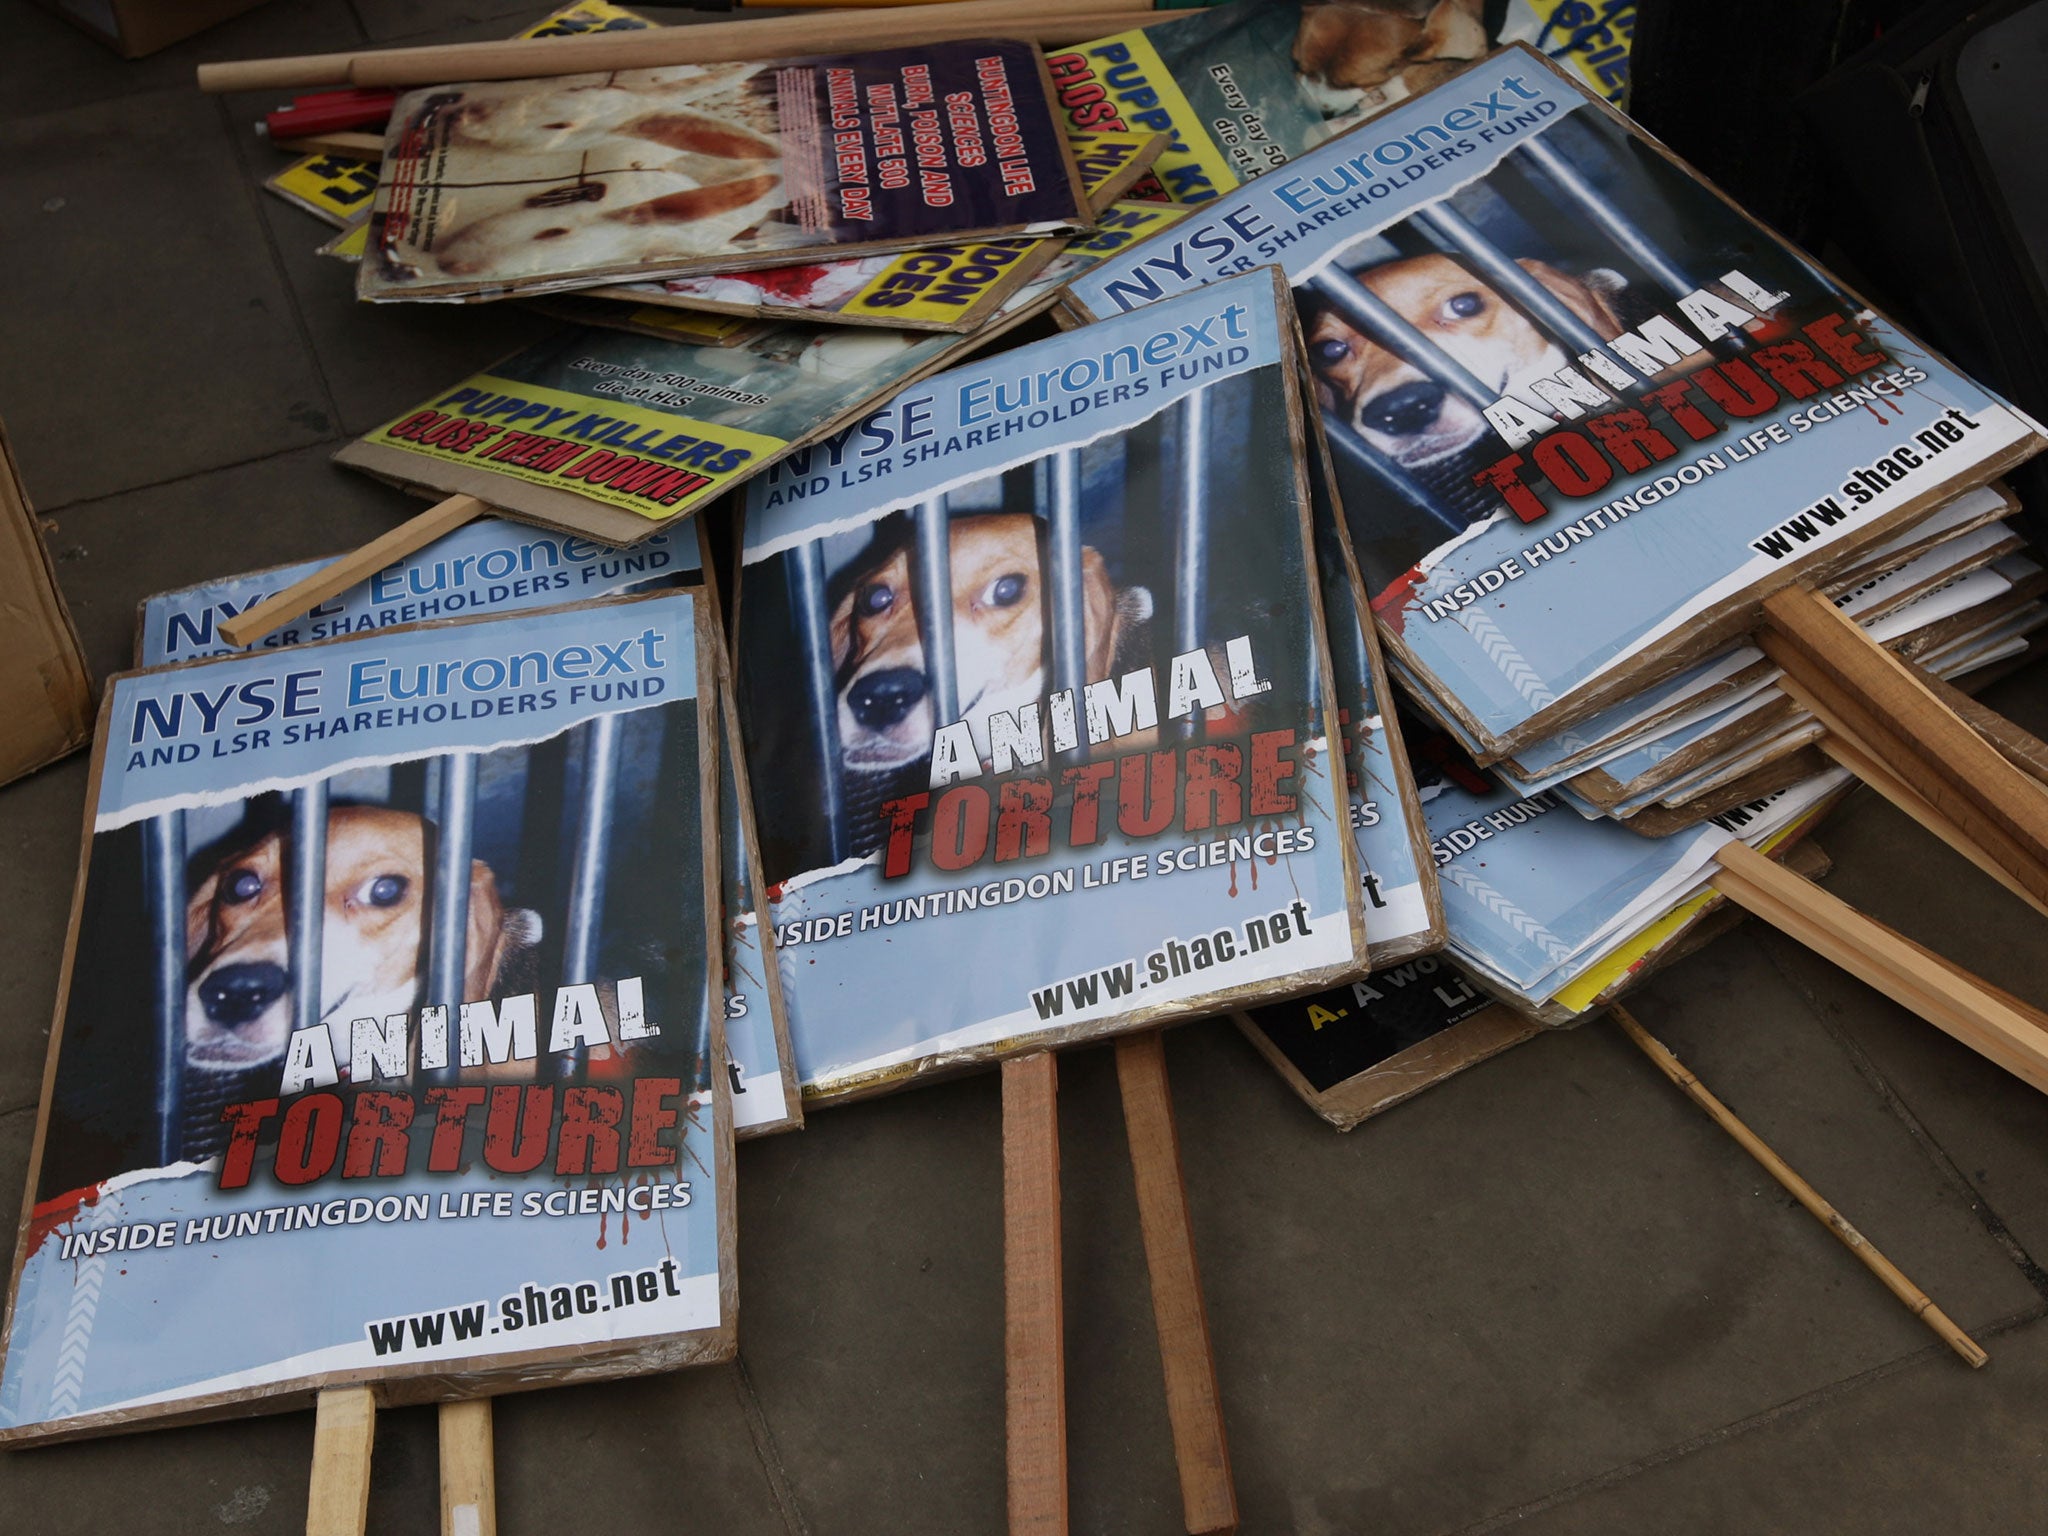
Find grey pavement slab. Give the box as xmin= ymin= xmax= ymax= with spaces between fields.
xmin=35 ymin=441 xmax=422 ymax=682
xmin=1159 ymin=941 xmax=2042 ymax=1536
xmin=0 ymin=88 xmax=336 ymax=508
xmin=1486 ymin=1311 xmax=2048 ymax=1536
xmin=2 ymin=1 xmax=363 ymax=121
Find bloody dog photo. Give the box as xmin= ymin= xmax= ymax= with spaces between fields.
xmin=2 ymin=594 xmax=732 ymax=1442
xmin=735 ymin=362 xmax=1319 ymax=888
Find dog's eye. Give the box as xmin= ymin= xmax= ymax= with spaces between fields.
xmin=365 ymin=876 xmax=409 ymax=908
xmin=1311 ymin=338 xmax=1351 ymax=366
xmin=223 ymin=869 xmax=263 ymax=904
xmin=1446 ymin=291 xmax=1485 ymax=319
xmin=985 ymin=573 xmax=1029 ymax=607
xmin=535 ymin=227 xmax=572 ymax=240
xmin=856 ymin=583 xmax=894 ymax=617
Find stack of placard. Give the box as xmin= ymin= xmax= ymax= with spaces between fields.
xmin=1061 ymin=45 xmax=2045 ymax=845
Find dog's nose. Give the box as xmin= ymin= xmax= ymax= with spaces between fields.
xmin=847 ymin=668 xmax=927 ymax=730
xmin=198 ymin=962 xmax=289 ymax=1029
xmin=1363 ymin=380 xmax=1446 ymax=438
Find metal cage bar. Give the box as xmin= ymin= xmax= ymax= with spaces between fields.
xmin=913 ymin=496 xmax=960 ymax=729
xmin=790 ymin=542 xmax=849 ymax=865
xmin=563 ymin=714 xmax=622 ymax=985
xmin=428 ymin=750 xmax=479 ymax=1016
xmin=562 ymin=713 xmax=623 ymax=1080
xmin=1047 ymin=449 xmax=1089 ymax=706
xmin=1515 ymin=137 xmax=1701 ymax=304
xmin=1411 ymin=202 xmax=1621 ymax=368
xmin=1174 ymin=386 xmax=1211 ymax=738
xmin=288 ymin=780 xmax=329 ymax=1038
xmin=145 ymin=810 xmax=187 ymax=1166
xmin=1321 ymin=409 xmax=1466 ymax=536
xmin=1308 ymin=266 xmax=1496 ymax=413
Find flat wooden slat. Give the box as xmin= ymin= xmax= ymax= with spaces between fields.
xmin=1759 ymin=585 xmax=2048 ymax=907
xmin=1003 ymin=1050 xmax=1067 ymax=1536
xmin=439 ymin=1399 xmax=496 ymax=1536
xmin=1905 ymin=657 xmax=2048 ymax=790
xmin=217 ymin=495 xmax=486 ymax=649
xmin=1710 ymin=842 xmax=2048 ymax=1095
xmin=1787 ymin=674 xmax=2048 ymax=918
xmin=306 ymin=1386 xmax=376 ymax=1536
xmin=1116 ymin=1031 xmax=1237 ymax=1534
xmin=196 ymin=2 xmax=1173 ymax=92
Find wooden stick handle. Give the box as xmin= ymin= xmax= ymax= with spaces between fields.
xmin=217 ymin=495 xmax=487 ymax=649
xmin=1115 ymin=1032 xmax=1237 ymax=1534
xmin=439 ymin=1399 xmax=497 ymax=1536
xmin=1612 ymin=1006 xmax=1986 ymax=1367
xmin=197 ymin=1 xmax=1167 ymax=92
xmin=306 ymin=1386 xmax=377 ymax=1536
xmin=1003 ymin=1050 xmax=1068 ymax=1536
xmin=1790 ymin=674 xmax=2048 ymax=919
xmin=1904 ymin=657 xmax=2048 ymax=790
xmin=1759 ymin=584 xmax=2048 ymax=909
xmin=1709 ymin=840 xmax=2048 ymax=1095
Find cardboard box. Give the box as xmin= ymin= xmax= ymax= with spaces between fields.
xmin=0 ymin=423 xmax=93 ymax=786
xmin=36 ymin=0 xmax=270 ymax=60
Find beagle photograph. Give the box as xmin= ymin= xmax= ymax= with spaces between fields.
xmin=1293 ymin=106 xmax=1815 ymax=591
xmin=737 ymin=358 xmax=1320 ymax=883
xmin=1292 ymin=0 xmax=1489 ymax=129
xmin=182 ymin=805 xmax=540 ymax=1077
xmin=43 ymin=678 xmax=714 ymax=1190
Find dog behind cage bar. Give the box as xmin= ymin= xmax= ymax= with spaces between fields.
xmin=739 ymin=370 xmax=1327 ymax=888
xmin=108 ymin=709 xmax=710 ymax=1174
xmin=1297 ymin=111 xmax=1808 ymax=591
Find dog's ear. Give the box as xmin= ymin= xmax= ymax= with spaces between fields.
xmin=1518 ymin=258 xmax=1628 ymax=341
xmin=1080 ymin=547 xmax=1122 ymax=681
xmin=1413 ymin=0 xmax=1487 ymax=61
xmin=828 ymin=585 xmax=856 ymax=670
xmin=185 ymin=869 xmax=219 ymax=961
xmin=462 ymin=858 xmax=508 ymax=1004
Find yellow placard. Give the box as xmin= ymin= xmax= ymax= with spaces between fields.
xmin=843 ymin=238 xmax=1039 ymax=325
xmin=1067 ymin=128 xmax=1164 ymax=201
xmin=516 ymin=0 xmax=652 ymax=39
xmin=322 ymin=219 xmax=370 ymax=262
xmin=1064 ymin=199 xmax=1191 ymax=261
xmin=1502 ymin=1 xmax=1637 ymax=106
xmin=625 ymin=307 xmax=754 ymax=345
xmin=268 ymin=155 xmax=379 ymax=224
xmin=365 ymin=373 xmax=785 ymax=522
xmin=1047 ymin=28 xmax=1238 ymax=205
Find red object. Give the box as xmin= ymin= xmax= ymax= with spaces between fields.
xmin=264 ymin=89 xmax=399 ymax=140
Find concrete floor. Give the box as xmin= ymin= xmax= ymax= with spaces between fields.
xmin=4 ymin=3 xmax=2048 ymax=1531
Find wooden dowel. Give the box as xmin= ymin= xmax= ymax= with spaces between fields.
xmin=197 ymin=1 xmax=1172 ymax=92
xmin=1785 ymin=673 xmax=2048 ymax=919
xmin=1759 ymin=585 xmax=2048 ymax=908
xmin=1115 ymin=1032 xmax=1237 ymax=1535
xmin=1905 ymin=658 xmax=2048 ymax=790
xmin=1611 ymin=1006 xmax=1987 ymax=1368
xmin=1003 ymin=1049 xmax=1067 ymax=1536
xmin=306 ymin=1386 xmax=377 ymax=1536
xmin=1709 ymin=841 xmax=2048 ymax=1096
xmin=439 ymin=1399 xmax=497 ymax=1536
xmin=274 ymin=131 xmax=385 ymax=158
xmin=217 ymin=495 xmax=487 ymax=649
